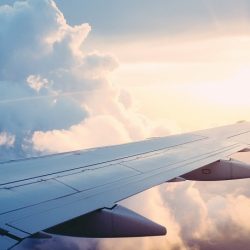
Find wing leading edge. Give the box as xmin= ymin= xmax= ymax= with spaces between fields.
xmin=1 ymin=122 xmax=250 ymax=249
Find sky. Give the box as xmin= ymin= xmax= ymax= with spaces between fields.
xmin=53 ymin=0 xmax=250 ymax=132
xmin=1 ymin=0 xmax=250 ymax=249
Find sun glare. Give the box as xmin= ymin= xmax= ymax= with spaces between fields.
xmin=110 ymin=29 xmax=250 ymax=131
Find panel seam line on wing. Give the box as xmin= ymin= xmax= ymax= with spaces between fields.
xmin=0 ymin=136 xmax=207 ymax=186
xmin=53 ymin=178 xmax=80 ymax=192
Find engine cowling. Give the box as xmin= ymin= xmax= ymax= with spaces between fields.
xmin=44 ymin=205 xmax=166 ymax=238
xmin=182 ymin=159 xmax=250 ymax=181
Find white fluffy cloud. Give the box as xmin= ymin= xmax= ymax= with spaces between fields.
xmin=0 ymin=132 xmax=15 ymax=147
xmin=0 ymin=0 xmax=171 ymax=160
xmin=26 ymin=75 xmax=49 ymax=92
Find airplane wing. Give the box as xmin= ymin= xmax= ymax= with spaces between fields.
xmin=1 ymin=122 xmax=250 ymax=249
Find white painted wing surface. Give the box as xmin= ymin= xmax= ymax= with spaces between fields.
xmin=1 ymin=122 xmax=250 ymax=249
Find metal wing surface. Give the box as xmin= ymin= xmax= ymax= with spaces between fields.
xmin=1 ymin=122 xmax=250 ymax=249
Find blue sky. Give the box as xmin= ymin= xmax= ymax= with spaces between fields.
xmin=2 ymin=0 xmax=250 ymax=38
xmin=52 ymin=0 xmax=250 ymax=131
xmin=55 ymin=0 xmax=250 ymax=38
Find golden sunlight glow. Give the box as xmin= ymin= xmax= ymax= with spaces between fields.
xmin=110 ymin=33 xmax=250 ymax=131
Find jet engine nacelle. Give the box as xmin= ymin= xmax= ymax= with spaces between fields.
xmin=44 ymin=205 xmax=166 ymax=238
xmin=182 ymin=159 xmax=250 ymax=181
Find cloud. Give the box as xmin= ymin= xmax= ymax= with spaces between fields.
xmin=26 ymin=75 xmax=49 ymax=92
xmin=0 ymin=0 xmax=95 ymax=159
xmin=0 ymin=0 xmax=165 ymax=159
xmin=0 ymin=0 xmax=91 ymax=81
xmin=15 ymin=236 xmax=98 ymax=250
xmin=32 ymin=115 xmax=132 ymax=152
xmin=0 ymin=80 xmax=87 ymax=160
xmin=0 ymin=0 xmax=174 ymax=160
xmin=0 ymin=131 xmax=15 ymax=147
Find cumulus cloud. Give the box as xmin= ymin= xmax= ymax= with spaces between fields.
xmin=0 ymin=131 xmax=15 ymax=147
xmin=0 ymin=0 xmax=171 ymax=160
xmin=0 ymin=80 xmax=87 ymax=160
xmin=32 ymin=115 xmax=132 ymax=152
xmin=16 ymin=236 xmax=98 ymax=250
xmin=26 ymin=75 xmax=49 ymax=92
xmin=0 ymin=0 xmax=91 ymax=81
